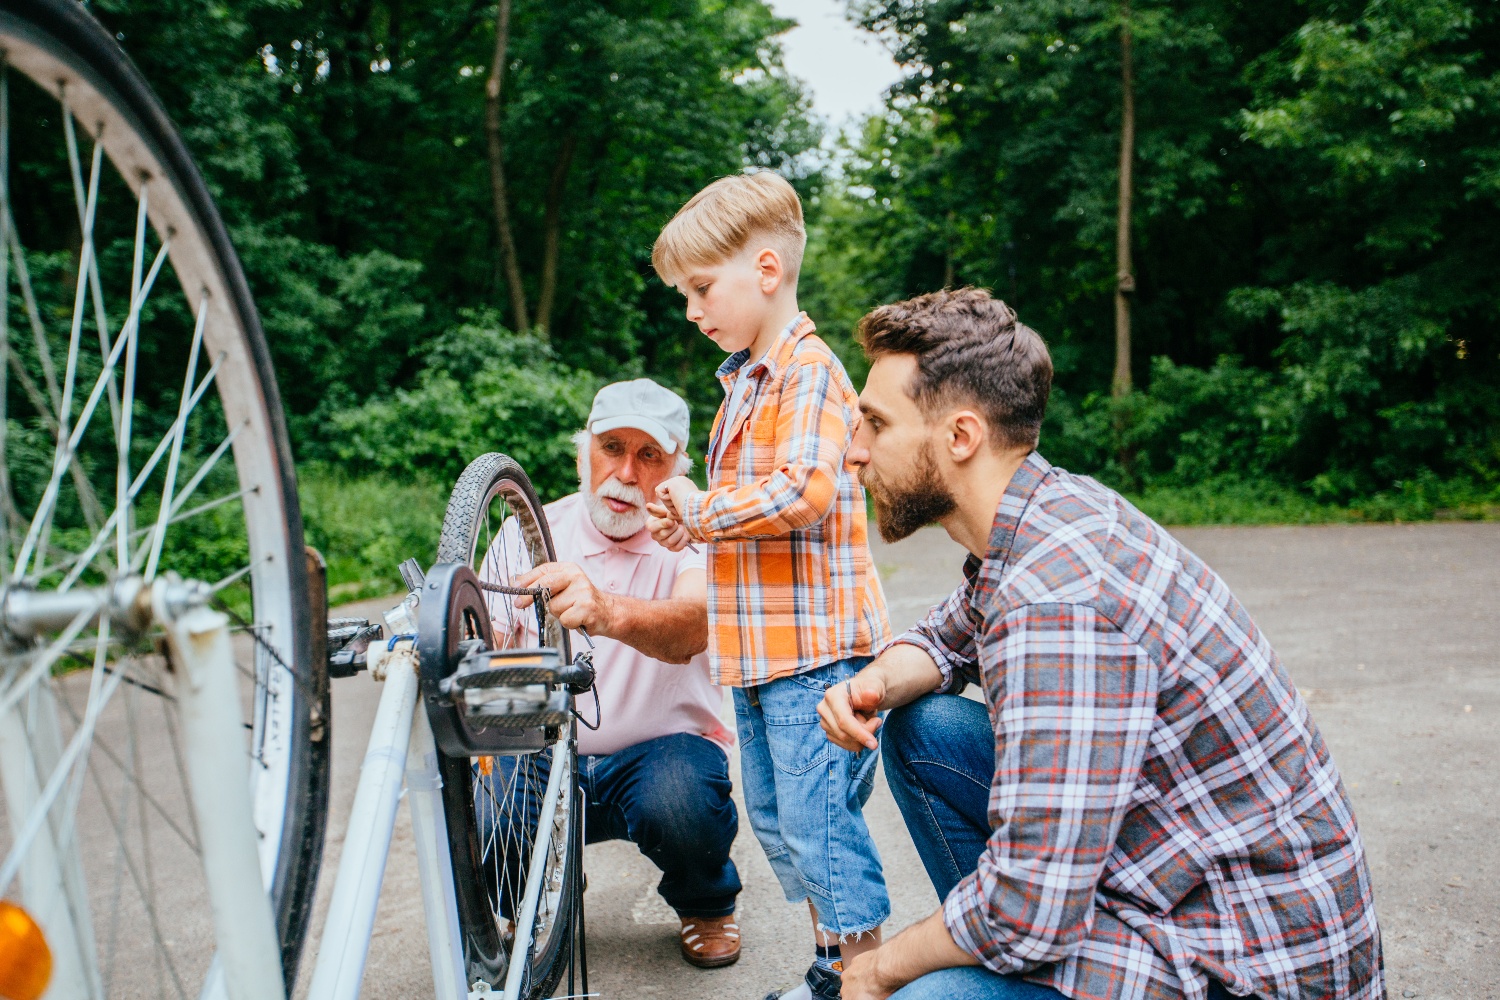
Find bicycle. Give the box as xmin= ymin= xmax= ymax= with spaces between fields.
xmin=0 ymin=2 xmax=587 ymax=997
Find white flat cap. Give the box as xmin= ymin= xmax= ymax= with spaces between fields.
xmin=587 ymin=378 xmax=690 ymax=454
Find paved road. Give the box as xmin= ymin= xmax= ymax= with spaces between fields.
xmin=295 ymin=523 xmax=1499 ymax=999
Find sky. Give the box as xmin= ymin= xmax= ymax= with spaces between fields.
xmin=763 ymin=0 xmax=905 ymax=127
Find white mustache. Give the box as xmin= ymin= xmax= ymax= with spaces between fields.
xmin=596 ymin=478 xmax=645 ymax=506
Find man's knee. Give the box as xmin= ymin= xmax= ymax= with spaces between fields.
xmin=883 ymin=694 xmax=970 ymax=766
xmin=624 ymin=735 xmax=736 ymax=856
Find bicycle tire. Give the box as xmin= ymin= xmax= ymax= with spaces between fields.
xmin=0 ymin=0 xmax=327 ymax=994
xmin=435 ymin=452 xmax=578 ymax=997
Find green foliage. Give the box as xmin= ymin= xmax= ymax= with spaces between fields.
xmin=329 ymin=312 xmax=598 ymax=500
xmin=298 ymin=464 xmax=448 ymax=600
xmin=815 ymin=0 xmax=1500 ymax=513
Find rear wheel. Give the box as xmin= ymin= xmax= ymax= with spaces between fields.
xmin=0 ymin=0 xmax=327 ymax=995
xmin=435 ymin=453 xmax=578 ymax=997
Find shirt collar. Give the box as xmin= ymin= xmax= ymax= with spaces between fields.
xmin=714 ymin=312 xmax=810 ymax=387
xmin=984 ymin=451 xmax=1054 ymax=570
xmin=574 ymin=494 xmax=659 ymax=555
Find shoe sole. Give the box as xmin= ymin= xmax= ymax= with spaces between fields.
xmin=681 ymin=947 xmax=742 ymax=969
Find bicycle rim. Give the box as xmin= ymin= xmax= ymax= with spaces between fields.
xmin=0 ymin=1 xmax=326 ymax=995
xmin=436 ymin=453 xmax=577 ymax=997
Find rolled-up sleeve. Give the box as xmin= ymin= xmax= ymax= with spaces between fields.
xmin=887 ymin=564 xmax=981 ymax=694
xmin=681 ymin=359 xmax=848 ymax=540
xmin=943 ymin=602 xmax=1158 ymax=973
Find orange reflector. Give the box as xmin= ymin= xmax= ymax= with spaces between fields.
xmin=0 ymin=901 xmax=51 ymax=1000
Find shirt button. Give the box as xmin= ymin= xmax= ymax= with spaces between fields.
xmin=608 ymin=581 xmax=617 ymax=590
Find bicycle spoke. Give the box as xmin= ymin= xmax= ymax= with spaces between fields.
xmin=61 ymin=95 xmax=123 ymax=445
xmin=53 ymin=678 xmax=199 ymax=854
xmin=14 ymin=230 xmax=171 ymax=580
xmin=115 ymin=182 xmax=150 ymax=570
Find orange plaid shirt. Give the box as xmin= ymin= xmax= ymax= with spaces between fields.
xmin=681 ymin=313 xmax=890 ymax=687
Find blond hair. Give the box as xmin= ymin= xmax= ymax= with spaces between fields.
xmin=652 ymin=171 xmax=806 ymax=284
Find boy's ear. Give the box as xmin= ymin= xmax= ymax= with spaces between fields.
xmin=755 ymin=247 xmax=784 ymax=294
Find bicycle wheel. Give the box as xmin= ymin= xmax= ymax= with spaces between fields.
xmin=435 ymin=452 xmax=578 ymax=997
xmin=0 ymin=1 xmax=326 ymax=996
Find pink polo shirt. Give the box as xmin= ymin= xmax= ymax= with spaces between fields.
xmin=483 ymin=492 xmax=728 ymax=757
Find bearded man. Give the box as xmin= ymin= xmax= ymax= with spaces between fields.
xmin=480 ymin=379 xmax=743 ymax=968
xmin=818 ymin=289 xmax=1382 ymax=1000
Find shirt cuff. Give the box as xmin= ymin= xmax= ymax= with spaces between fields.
xmin=883 ymin=632 xmax=966 ymax=695
xmin=942 ymin=873 xmax=1023 ymax=975
xmin=678 ymin=489 xmax=712 ymax=542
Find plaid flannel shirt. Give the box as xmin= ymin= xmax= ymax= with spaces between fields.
xmin=894 ymin=452 xmax=1382 ymax=1000
xmin=681 ymin=313 xmax=890 ymax=687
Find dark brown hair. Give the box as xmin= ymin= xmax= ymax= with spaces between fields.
xmin=857 ymin=287 xmax=1052 ymax=451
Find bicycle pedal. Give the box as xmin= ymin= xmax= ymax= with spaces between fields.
xmin=441 ymin=647 xmax=561 ymax=697
xmin=465 ymin=685 xmax=571 ymax=727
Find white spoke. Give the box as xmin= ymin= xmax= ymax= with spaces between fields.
xmin=143 ymin=297 xmax=207 ymax=581
xmin=116 ymin=184 xmax=149 ymax=570
xmin=5 ymin=213 xmax=63 ymax=414
xmin=0 ymin=58 xmax=11 ymax=569
xmin=208 ymin=556 xmax=264 ymax=594
xmin=0 ymin=631 xmax=128 ymax=897
xmin=62 ymin=100 xmax=123 ymax=443
xmin=15 ymin=236 xmax=171 ymax=580
xmin=53 ymin=373 xmax=232 ymax=594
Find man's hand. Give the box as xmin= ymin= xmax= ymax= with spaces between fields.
xmin=840 ymin=911 xmax=979 ymax=1000
xmin=514 ymin=562 xmax=613 ymax=634
xmin=646 ymin=501 xmax=692 ymax=552
xmin=818 ymin=669 xmax=888 ymax=751
xmin=840 ymin=946 xmax=907 ymax=1000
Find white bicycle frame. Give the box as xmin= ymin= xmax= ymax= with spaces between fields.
xmin=303 ymin=639 xmax=575 ymax=1000
xmin=5 ymin=596 xmax=572 ymax=1000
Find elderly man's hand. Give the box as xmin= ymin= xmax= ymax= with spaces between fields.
xmin=514 ymin=562 xmax=613 ymax=635
xmin=645 ymin=501 xmax=692 ymax=552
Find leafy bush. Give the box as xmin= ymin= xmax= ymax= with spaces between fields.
xmin=327 ymin=311 xmax=599 ymax=502
xmin=298 ymin=464 xmax=447 ymax=602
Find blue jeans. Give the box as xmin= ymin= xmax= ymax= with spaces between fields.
xmin=475 ymin=732 xmax=741 ymax=918
xmin=734 ymin=657 xmax=890 ymax=937
xmin=890 ymin=968 xmax=1242 ymax=1000
xmin=883 ymin=695 xmax=1246 ymax=1000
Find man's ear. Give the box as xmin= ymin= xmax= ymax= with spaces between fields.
xmin=755 ymin=247 xmax=784 ymax=294
xmin=946 ymin=411 xmax=987 ymax=464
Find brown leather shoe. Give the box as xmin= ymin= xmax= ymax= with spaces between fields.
xmin=679 ymin=913 xmax=741 ymax=968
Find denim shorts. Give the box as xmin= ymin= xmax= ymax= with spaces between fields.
xmin=733 ymin=656 xmax=890 ymax=937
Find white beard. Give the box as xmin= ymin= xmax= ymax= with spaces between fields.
xmin=578 ymin=448 xmax=648 ymax=540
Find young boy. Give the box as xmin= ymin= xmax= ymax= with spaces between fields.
xmin=646 ymin=171 xmax=893 ymax=1000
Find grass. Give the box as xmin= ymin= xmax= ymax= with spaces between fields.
xmin=297 ymin=463 xmax=448 ymax=602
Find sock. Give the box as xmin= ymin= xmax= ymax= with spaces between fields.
xmin=814 ymin=943 xmax=843 ymax=975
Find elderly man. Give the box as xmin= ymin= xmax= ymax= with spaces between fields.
xmin=818 ymin=289 xmax=1382 ymax=1000
xmin=481 ymin=378 xmax=743 ymax=969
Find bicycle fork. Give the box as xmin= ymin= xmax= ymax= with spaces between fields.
xmin=306 ymin=640 xmax=468 ymax=1000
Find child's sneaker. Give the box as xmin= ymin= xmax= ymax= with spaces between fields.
xmin=762 ymin=962 xmax=841 ymax=1000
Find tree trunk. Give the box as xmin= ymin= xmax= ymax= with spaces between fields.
xmin=1113 ymin=1 xmax=1136 ymax=398
xmin=535 ymin=132 xmax=578 ymax=335
xmin=485 ymin=0 xmax=529 ymax=331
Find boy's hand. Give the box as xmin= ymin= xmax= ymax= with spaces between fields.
xmin=654 ymin=476 xmax=698 ymax=523
xmin=646 ymin=502 xmax=692 ymax=552
xmin=818 ymin=670 xmax=887 ymax=752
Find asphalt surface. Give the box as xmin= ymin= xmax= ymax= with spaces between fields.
xmin=295 ymin=523 xmax=1499 ymax=999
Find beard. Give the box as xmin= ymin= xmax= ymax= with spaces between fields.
xmin=578 ymin=447 xmax=649 ymax=540
xmin=860 ymin=442 xmax=957 ymax=543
